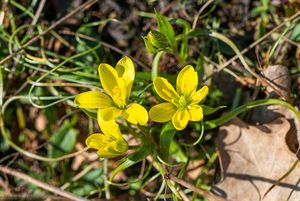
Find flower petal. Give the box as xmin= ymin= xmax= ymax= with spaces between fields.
xmin=115 ymin=56 xmax=135 ymax=100
xmin=99 ymin=139 xmax=128 ymax=158
xmin=98 ymin=107 xmax=122 ymax=122
xmin=123 ymin=103 xmax=148 ymax=125
xmin=99 ymin=120 xmax=122 ymax=139
xmin=188 ymin=105 xmax=203 ymax=121
xmin=85 ymin=133 xmax=108 ymax=150
xmin=98 ymin=63 xmax=119 ymax=97
xmin=172 ymin=109 xmax=190 ymax=130
xmin=149 ymin=102 xmax=177 ymax=123
xmin=75 ymin=91 xmax=113 ymax=109
xmin=86 ymin=124 xmax=128 ymax=158
xmin=189 ymin=85 xmax=209 ymax=104
xmin=176 ymin=65 xmax=198 ymax=96
xmin=153 ymin=77 xmax=179 ymax=102
xmin=97 ymin=149 xmax=120 ymax=158
xmin=114 ymin=77 xmax=127 ymax=107
xmin=106 ymin=140 xmax=128 ymax=154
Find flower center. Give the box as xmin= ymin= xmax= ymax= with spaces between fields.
xmin=113 ymin=86 xmax=122 ymax=98
xmin=112 ymin=86 xmax=126 ymax=108
xmin=178 ymin=95 xmax=187 ymax=108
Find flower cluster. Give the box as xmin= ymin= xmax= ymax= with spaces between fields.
xmin=75 ymin=57 xmax=208 ymax=158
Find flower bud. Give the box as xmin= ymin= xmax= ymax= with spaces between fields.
xmin=147 ymin=30 xmax=168 ymax=49
xmin=143 ymin=36 xmax=158 ymax=54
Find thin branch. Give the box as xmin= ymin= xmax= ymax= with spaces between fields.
xmin=0 ymin=0 xmax=98 ymax=65
xmin=0 ymin=194 xmax=66 ymax=201
xmin=27 ymin=0 xmax=46 ymax=35
xmin=216 ymin=9 xmax=300 ymax=73
xmin=169 ymin=174 xmax=227 ymax=201
xmin=0 ymin=165 xmax=89 ymax=201
xmin=59 ymin=30 xmax=151 ymax=70
xmin=192 ymin=0 xmax=215 ymax=30
xmin=60 ymin=161 xmax=99 ymax=190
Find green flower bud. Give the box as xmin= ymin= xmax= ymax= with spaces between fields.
xmin=143 ymin=36 xmax=158 ymax=54
xmin=147 ymin=30 xmax=168 ymax=49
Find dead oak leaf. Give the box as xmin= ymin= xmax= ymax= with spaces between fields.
xmin=213 ymin=117 xmax=300 ymax=201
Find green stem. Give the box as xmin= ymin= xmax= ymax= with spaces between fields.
xmin=152 ymin=51 xmax=164 ymax=80
xmin=0 ymin=96 xmax=88 ymax=162
xmin=28 ymin=44 xmax=101 ymax=108
xmin=205 ymin=98 xmax=300 ymax=130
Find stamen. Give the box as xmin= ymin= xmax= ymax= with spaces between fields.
xmin=178 ymin=96 xmax=187 ymax=108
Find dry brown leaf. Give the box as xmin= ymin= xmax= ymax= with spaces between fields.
xmin=214 ymin=117 xmax=300 ymax=201
xmin=263 ymin=65 xmax=291 ymax=101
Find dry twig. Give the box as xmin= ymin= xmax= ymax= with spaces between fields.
xmin=0 ymin=165 xmax=89 ymax=201
xmin=0 ymin=0 xmax=98 ymax=65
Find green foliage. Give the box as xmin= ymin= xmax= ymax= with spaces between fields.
xmin=202 ymin=105 xmax=226 ymax=115
xmin=110 ymin=139 xmax=153 ymax=181
xmin=48 ymin=119 xmax=78 ymax=158
xmin=290 ymin=23 xmax=300 ymax=41
xmin=1 ymin=1 xmax=300 ymax=200
xmin=156 ymin=12 xmax=177 ymax=50
xmin=159 ymin=122 xmax=177 ymax=161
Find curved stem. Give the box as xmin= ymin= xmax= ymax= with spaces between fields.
xmin=152 ymin=51 xmax=164 ymax=80
xmin=205 ymin=98 xmax=300 ymax=130
xmin=1 ymin=96 xmax=89 ymax=162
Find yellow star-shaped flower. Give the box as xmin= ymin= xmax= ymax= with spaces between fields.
xmin=86 ymin=121 xmax=128 ymax=158
xmin=149 ymin=65 xmax=209 ymax=130
xmin=75 ymin=56 xmax=148 ymax=125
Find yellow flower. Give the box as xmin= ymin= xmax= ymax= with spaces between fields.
xmin=75 ymin=56 xmax=148 ymax=125
xmin=86 ymin=121 xmax=128 ymax=158
xmin=149 ymin=65 xmax=209 ymax=130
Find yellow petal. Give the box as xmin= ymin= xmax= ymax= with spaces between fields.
xmin=153 ymin=77 xmax=179 ymax=102
xmin=98 ymin=107 xmax=122 ymax=122
xmin=123 ymin=103 xmax=148 ymax=125
xmin=75 ymin=91 xmax=113 ymax=109
xmin=113 ymin=77 xmax=127 ymax=107
xmin=115 ymin=56 xmax=135 ymax=100
xmin=188 ymin=105 xmax=203 ymax=121
xmin=99 ymin=139 xmax=128 ymax=158
xmin=149 ymin=102 xmax=177 ymax=122
xmin=176 ymin=65 xmax=198 ymax=96
xmin=85 ymin=133 xmax=108 ymax=150
xmin=106 ymin=139 xmax=128 ymax=154
xmin=86 ymin=129 xmax=128 ymax=158
xmin=99 ymin=120 xmax=122 ymax=139
xmin=97 ymin=149 xmax=120 ymax=158
xmin=98 ymin=63 xmax=119 ymax=97
xmin=189 ymin=85 xmax=209 ymax=104
xmin=172 ymin=109 xmax=190 ymax=130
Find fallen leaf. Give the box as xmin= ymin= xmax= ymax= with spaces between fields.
xmin=214 ymin=117 xmax=300 ymax=201
xmin=263 ymin=65 xmax=291 ymax=101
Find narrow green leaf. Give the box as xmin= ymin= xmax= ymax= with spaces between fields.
xmin=290 ymin=23 xmax=300 ymax=41
xmin=110 ymin=141 xmax=152 ymax=181
xmin=187 ymin=28 xmax=211 ymax=38
xmin=204 ymin=98 xmax=300 ymax=130
xmin=0 ymin=66 xmax=2 ymax=106
xmin=170 ymin=140 xmax=188 ymax=162
xmin=167 ymin=180 xmax=181 ymax=199
xmin=155 ymin=12 xmax=177 ymax=51
xmin=82 ymin=108 xmax=97 ymax=120
xmin=202 ymin=105 xmax=226 ymax=115
xmin=160 ymin=122 xmax=177 ymax=160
